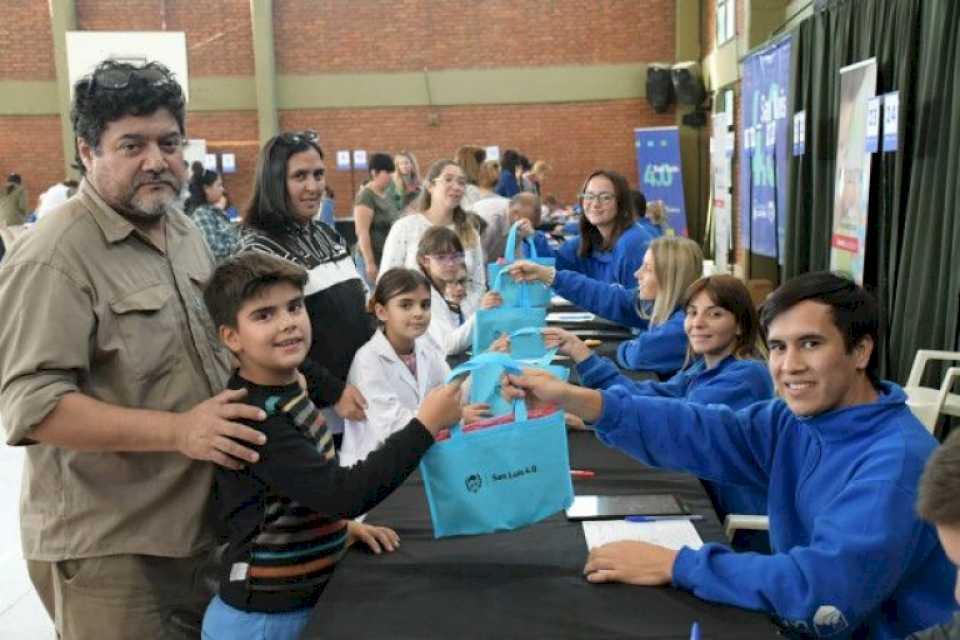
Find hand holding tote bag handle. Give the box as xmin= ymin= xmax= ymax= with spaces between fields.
xmin=419 ymin=353 xmax=574 ymax=538
xmin=486 ymin=221 xmax=554 ymax=308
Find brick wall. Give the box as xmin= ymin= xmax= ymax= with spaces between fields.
xmin=0 ymin=2 xmax=56 ymax=80
xmin=281 ymin=99 xmax=674 ymax=217
xmin=0 ymin=116 xmax=64 ymax=212
xmin=274 ymin=0 xmax=675 ymax=73
xmin=1 ymin=0 xmax=682 ymax=217
xmin=76 ymin=0 xmax=255 ymax=76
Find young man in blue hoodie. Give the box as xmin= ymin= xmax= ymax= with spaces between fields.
xmin=506 ymin=272 xmax=955 ymax=639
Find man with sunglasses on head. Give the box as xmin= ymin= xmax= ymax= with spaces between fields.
xmin=0 ymin=60 xmax=267 ymax=639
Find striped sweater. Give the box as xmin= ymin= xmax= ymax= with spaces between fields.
xmin=215 ymin=372 xmax=434 ymax=612
xmin=240 ymin=220 xmax=375 ymax=408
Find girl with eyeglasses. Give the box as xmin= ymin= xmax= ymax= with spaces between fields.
xmin=240 ymin=131 xmax=373 ymax=439
xmin=379 ymin=159 xmax=488 ymax=313
xmin=415 ymin=226 xmax=501 ymax=355
xmin=543 ymin=274 xmax=773 ymax=520
xmin=510 ymin=236 xmax=703 ymax=378
xmin=554 ymin=169 xmax=657 ymax=287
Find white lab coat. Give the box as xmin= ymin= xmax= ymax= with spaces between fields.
xmin=426 ymin=285 xmax=477 ymax=356
xmin=340 ymin=329 xmax=450 ymax=466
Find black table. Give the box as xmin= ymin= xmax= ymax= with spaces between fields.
xmin=303 ymin=432 xmax=777 ymax=639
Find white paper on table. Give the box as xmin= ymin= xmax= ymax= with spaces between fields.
xmin=546 ymin=312 xmax=596 ymax=323
xmin=550 ymin=295 xmax=572 ymax=306
xmin=582 ymin=520 xmax=704 ymax=551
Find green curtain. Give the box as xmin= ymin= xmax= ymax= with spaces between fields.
xmin=785 ymin=0 xmax=959 ymax=383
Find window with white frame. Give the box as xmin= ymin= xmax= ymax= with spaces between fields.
xmin=716 ymin=0 xmax=736 ymax=46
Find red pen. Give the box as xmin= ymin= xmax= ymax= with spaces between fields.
xmin=569 ymin=469 xmax=595 ymax=479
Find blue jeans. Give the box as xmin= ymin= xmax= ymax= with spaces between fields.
xmin=202 ymin=595 xmax=312 ymax=640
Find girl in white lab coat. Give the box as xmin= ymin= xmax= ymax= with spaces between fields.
xmin=415 ymin=226 xmax=502 ymax=355
xmin=340 ymin=268 xmax=487 ymax=466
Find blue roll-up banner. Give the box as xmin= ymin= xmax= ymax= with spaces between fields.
xmin=634 ymin=126 xmax=687 ymax=236
xmin=739 ymin=35 xmax=792 ymax=260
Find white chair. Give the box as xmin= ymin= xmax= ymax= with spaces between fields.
xmin=903 ymin=350 xmax=960 ymax=436
xmin=723 ymin=514 xmax=769 ymax=541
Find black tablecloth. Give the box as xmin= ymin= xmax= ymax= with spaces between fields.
xmin=302 ymin=432 xmax=777 ymax=639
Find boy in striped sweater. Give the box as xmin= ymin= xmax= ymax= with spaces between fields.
xmin=200 ymin=251 xmax=463 ymax=639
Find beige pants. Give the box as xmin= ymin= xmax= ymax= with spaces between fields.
xmin=27 ymin=553 xmax=213 ymax=640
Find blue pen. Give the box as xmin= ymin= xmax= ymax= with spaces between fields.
xmin=624 ymin=514 xmax=704 ymax=523
xmin=690 ymin=621 xmax=700 ymax=640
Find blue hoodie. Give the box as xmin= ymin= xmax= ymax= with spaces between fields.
xmin=636 ymin=217 xmax=664 ymax=238
xmin=555 ymin=223 xmax=653 ymax=287
xmin=593 ymin=382 xmax=955 ymax=639
xmin=552 ymin=269 xmax=687 ymax=376
xmin=578 ymin=354 xmax=774 ymax=515
xmin=522 ymin=231 xmax=555 ymax=260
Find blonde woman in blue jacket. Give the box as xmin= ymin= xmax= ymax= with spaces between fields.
xmin=510 ymin=235 xmax=702 ymax=378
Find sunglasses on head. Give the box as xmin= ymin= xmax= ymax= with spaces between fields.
xmin=87 ymin=63 xmax=176 ymax=96
xmin=279 ymin=130 xmax=320 ymax=146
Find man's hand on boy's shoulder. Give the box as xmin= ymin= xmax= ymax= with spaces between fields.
xmin=171 ymin=387 xmax=268 ymax=470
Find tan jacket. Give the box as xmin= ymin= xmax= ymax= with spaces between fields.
xmin=0 ymin=183 xmax=28 ymax=227
xmin=0 ymin=180 xmax=231 ymax=560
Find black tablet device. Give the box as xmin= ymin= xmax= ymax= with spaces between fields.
xmin=565 ymin=494 xmax=688 ymax=521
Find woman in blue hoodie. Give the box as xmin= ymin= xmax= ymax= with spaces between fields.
xmin=544 ymin=274 xmax=773 ymax=518
xmin=510 ymin=235 xmax=702 ymax=378
xmin=553 ymin=169 xmax=655 ymax=287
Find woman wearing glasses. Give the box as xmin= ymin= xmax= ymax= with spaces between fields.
xmin=379 ymin=159 xmax=488 ymax=313
xmin=510 ymin=235 xmax=702 ymax=378
xmin=240 ymin=131 xmax=372 ymax=433
xmin=555 ymin=169 xmax=656 ymax=287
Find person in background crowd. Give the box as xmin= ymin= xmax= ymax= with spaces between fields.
xmin=186 ymin=162 xmax=240 ymax=263
xmin=385 ymin=150 xmax=420 ymax=212
xmin=34 ymin=179 xmax=78 ymax=220
xmin=318 ymin=184 xmax=336 ymax=227
xmin=554 ymin=169 xmax=655 ymax=287
xmin=353 ymin=152 xmax=401 ymax=286
xmin=496 ymin=149 xmax=522 ymax=198
xmin=0 ymin=173 xmax=28 ymax=227
xmin=510 ymin=236 xmax=702 ymax=377
xmin=470 ymin=159 xmax=510 ymax=232
xmin=240 ymin=129 xmax=372 ymax=442
xmin=645 ymin=199 xmax=670 ymax=236
xmin=454 ymin=144 xmax=487 ymax=211
xmin=482 ymin=192 xmax=553 ymax=263
xmin=522 ymin=159 xmax=549 ymax=196
xmin=379 ymin=159 xmax=486 ymax=311
xmin=0 ymin=59 xmax=268 ymax=638
xmin=909 ymin=431 xmax=960 ymax=640
xmin=516 ymin=155 xmax=533 ymax=192
xmin=505 ymin=272 xmax=956 ymax=640
xmin=544 ymin=274 xmax=774 ymax=521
